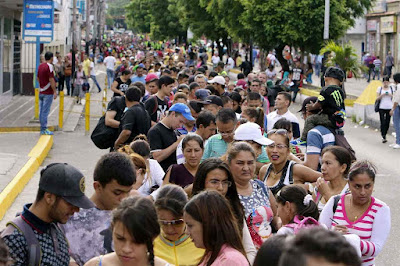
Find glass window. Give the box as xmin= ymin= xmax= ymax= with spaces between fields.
xmin=3 ymin=17 xmax=12 ymax=93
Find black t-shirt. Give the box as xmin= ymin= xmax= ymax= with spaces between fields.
xmin=106 ymin=96 xmax=126 ymax=121
xmin=120 ymin=103 xmax=151 ymax=144
xmin=144 ymin=95 xmax=169 ymax=123
xmin=113 ymin=77 xmax=131 ymax=97
xmin=292 ymin=68 xmax=303 ymax=82
xmin=318 ymin=85 xmax=345 ymax=116
xmin=147 ymin=122 xmax=177 ymax=171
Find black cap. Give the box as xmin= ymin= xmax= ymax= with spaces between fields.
xmin=39 ymin=163 xmax=94 ymax=209
xmin=204 ymin=95 xmax=223 ymax=107
xmin=324 ymin=67 xmax=345 ymax=82
xmin=298 ymin=96 xmax=318 ymax=113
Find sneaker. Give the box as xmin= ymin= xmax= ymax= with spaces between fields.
xmin=392 ymin=144 xmax=400 ymax=149
xmin=389 ymin=143 xmax=396 ymax=147
xmin=382 ymin=138 xmax=387 ymax=143
xmin=40 ymin=129 xmax=54 ymax=135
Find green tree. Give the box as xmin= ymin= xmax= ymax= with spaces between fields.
xmin=125 ymin=0 xmax=151 ymax=34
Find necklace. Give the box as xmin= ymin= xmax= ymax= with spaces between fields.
xmin=272 ymin=165 xmax=285 ymax=175
xmin=350 ymin=196 xmax=371 ymax=220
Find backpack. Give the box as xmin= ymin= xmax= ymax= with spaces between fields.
xmin=1 ymin=216 xmax=41 ymax=266
xmin=284 ymin=215 xmax=320 ymax=234
xmin=90 ymin=97 xmax=125 ymax=149
xmin=329 ymin=128 xmax=356 ymax=162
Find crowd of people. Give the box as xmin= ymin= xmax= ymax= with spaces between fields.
xmin=1 ymin=39 xmax=396 ymax=266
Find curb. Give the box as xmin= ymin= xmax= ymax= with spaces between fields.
xmin=300 ymin=88 xmax=356 ymax=107
xmin=0 ymin=126 xmax=57 ymax=133
xmin=0 ymin=135 xmax=53 ymax=220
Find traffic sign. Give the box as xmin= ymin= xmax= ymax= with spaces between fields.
xmin=23 ymin=0 xmax=54 ymax=43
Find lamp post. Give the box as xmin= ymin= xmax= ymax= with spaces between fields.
xmin=324 ymin=0 xmax=330 ymax=40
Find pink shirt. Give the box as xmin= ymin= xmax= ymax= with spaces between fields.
xmin=199 ymin=245 xmax=249 ymax=266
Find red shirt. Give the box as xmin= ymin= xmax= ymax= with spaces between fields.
xmin=37 ymin=62 xmax=55 ymax=94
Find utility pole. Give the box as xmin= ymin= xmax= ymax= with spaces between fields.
xmin=72 ymin=0 xmax=77 ymax=76
xmin=324 ymin=0 xmax=330 ymax=40
xmin=85 ymin=0 xmax=91 ymax=55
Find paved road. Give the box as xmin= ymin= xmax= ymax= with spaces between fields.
xmin=1 ymin=70 xmax=398 ymax=264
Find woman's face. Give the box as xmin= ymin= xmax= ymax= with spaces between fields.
xmin=229 ymin=151 xmax=256 ymax=183
xmin=240 ymin=112 xmax=255 ymax=123
xmin=204 ymin=168 xmax=229 ymax=196
xmin=157 ymin=209 xmax=185 ymax=242
xmin=266 ymin=134 xmax=290 ymax=165
xmin=276 ymin=201 xmax=292 ymax=225
xmin=113 ymin=221 xmax=148 ymax=265
xmin=183 ymin=140 xmax=204 ymax=168
xmin=232 ymin=100 xmax=240 ymax=112
xmin=184 ymin=212 xmax=204 ymax=249
xmin=349 ymin=173 xmax=374 ymax=206
xmin=384 ymin=81 xmax=389 ymax=87
xmin=321 ymin=151 xmax=346 ymax=181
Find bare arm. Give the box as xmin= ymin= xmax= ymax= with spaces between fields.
xmin=50 ymin=77 xmax=57 ymax=99
xmin=114 ymin=129 xmax=131 ymax=150
xmin=258 ymin=164 xmax=269 ymax=181
xmin=111 ymin=80 xmax=123 ymax=96
xmin=152 ymin=135 xmax=185 ymax=163
xmin=162 ymin=168 xmax=171 ymax=186
xmin=105 ymin=110 xmax=120 ymax=128
xmin=293 ymin=164 xmax=321 ymax=184
xmin=300 ymin=154 xmax=320 ymax=171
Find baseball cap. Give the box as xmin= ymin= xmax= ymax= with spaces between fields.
xmin=208 ymin=76 xmax=225 ymax=85
xmin=204 ymin=95 xmax=223 ymax=107
xmin=236 ymin=79 xmax=248 ymax=90
xmin=169 ymin=103 xmax=195 ymax=121
xmin=39 ymin=163 xmax=94 ymax=209
xmin=298 ymin=96 xmax=318 ymax=113
xmin=129 ymin=56 xmax=135 ymax=60
xmin=234 ymin=122 xmax=274 ymax=146
xmin=145 ymin=73 xmax=159 ymax=83
xmin=324 ymin=67 xmax=345 ymax=82
xmin=195 ymin=89 xmax=211 ymax=100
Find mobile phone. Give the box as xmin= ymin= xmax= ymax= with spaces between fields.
xmin=386 ymin=91 xmax=389 ymax=94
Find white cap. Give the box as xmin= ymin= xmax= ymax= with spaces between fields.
xmin=208 ymin=75 xmax=225 ymax=85
xmin=234 ymin=122 xmax=274 ymax=146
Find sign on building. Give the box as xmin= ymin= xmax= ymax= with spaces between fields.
xmin=381 ymin=16 xmax=396 ymax=33
xmin=23 ymin=0 xmax=54 ymax=43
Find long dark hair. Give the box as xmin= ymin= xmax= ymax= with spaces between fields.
xmin=192 ymin=158 xmax=244 ymax=233
xmin=276 ymin=185 xmax=319 ymax=221
xmin=112 ymin=197 xmax=160 ymax=266
xmin=184 ymin=191 xmax=247 ymax=266
xmin=155 ymin=184 xmax=188 ymax=218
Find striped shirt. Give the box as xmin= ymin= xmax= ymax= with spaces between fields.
xmin=319 ymin=194 xmax=391 ymax=266
xmin=306 ymin=126 xmax=335 ymax=155
xmin=202 ymin=134 xmax=228 ymax=160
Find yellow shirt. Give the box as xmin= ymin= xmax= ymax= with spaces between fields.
xmin=154 ymin=234 xmax=204 ymax=266
xmin=83 ymin=59 xmax=91 ymax=76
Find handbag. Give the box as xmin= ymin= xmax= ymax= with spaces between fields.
xmin=82 ymin=82 xmax=90 ymax=92
xmin=374 ymin=87 xmax=382 ymax=113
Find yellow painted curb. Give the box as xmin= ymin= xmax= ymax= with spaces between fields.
xmin=0 ymin=135 xmax=53 ymax=220
xmin=0 ymin=126 xmax=57 ymax=133
xmin=229 ymin=69 xmax=241 ymax=74
xmin=300 ymin=88 xmax=355 ymax=107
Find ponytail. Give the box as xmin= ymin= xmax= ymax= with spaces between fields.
xmin=146 ymin=240 xmax=155 ymax=266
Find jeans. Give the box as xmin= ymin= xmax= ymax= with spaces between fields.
xmin=58 ymin=74 xmax=65 ymax=92
xmin=106 ymin=69 xmax=114 ymax=89
xmin=373 ymin=69 xmax=380 ymax=80
xmin=291 ymin=82 xmax=300 ymax=102
xmin=91 ymin=75 xmax=101 ymax=91
xmin=379 ymin=109 xmax=391 ymax=139
xmin=65 ymin=76 xmax=71 ymax=95
xmin=393 ymin=106 xmax=400 ymax=145
xmin=39 ymin=94 xmax=54 ymax=131
xmin=315 ymin=62 xmax=321 ymax=77
xmin=385 ymin=66 xmax=393 ymax=78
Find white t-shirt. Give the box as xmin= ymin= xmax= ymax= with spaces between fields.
xmin=265 ymin=69 xmax=276 ymax=80
xmin=90 ymin=62 xmax=95 ymax=76
xmin=137 ymin=159 xmax=165 ymax=196
xmin=212 ymin=55 xmax=220 ymax=65
xmin=394 ymin=84 xmax=400 ymax=104
xmin=377 ymin=85 xmax=396 ymax=110
xmin=266 ymin=110 xmax=299 ymax=132
xmin=104 ymin=56 xmax=116 ymax=70
xmin=226 ymin=57 xmax=235 ymax=70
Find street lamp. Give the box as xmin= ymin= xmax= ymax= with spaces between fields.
xmin=324 ymin=0 xmax=330 ymax=40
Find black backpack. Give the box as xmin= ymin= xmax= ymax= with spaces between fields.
xmin=91 ymin=96 xmax=126 ymax=149
xmin=329 ymin=128 xmax=356 ymax=162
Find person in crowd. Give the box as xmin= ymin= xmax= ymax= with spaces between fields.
xmin=73 ymin=63 xmax=88 ymax=104
xmin=208 ymin=75 xmax=227 ymax=96
xmin=373 ymin=56 xmax=382 ymax=80
xmin=84 ymin=197 xmax=170 ymax=266
xmin=253 ymin=235 xmax=288 ymax=266
xmin=64 ymin=153 xmax=136 ymax=265
xmin=188 ymin=82 xmax=200 ymax=101
xmin=272 ymin=118 xmax=302 ymax=155
xmin=202 ymin=108 xmax=238 ymax=160
xmin=130 ymin=137 xmax=164 ymax=196
xmin=227 ymin=142 xmax=279 ymax=248
xmin=64 ymin=56 xmax=73 ymax=96
xmin=37 ymin=51 xmax=57 ymax=135
xmin=114 ymin=86 xmax=151 ymax=150
xmin=266 ymin=92 xmax=300 ymax=138
xmin=203 ymin=95 xmax=224 ymax=115
xmin=221 ymin=95 xmax=234 ymax=109
xmin=177 ymin=72 xmax=189 ymax=85
xmin=191 ymin=158 xmax=257 ymax=264
xmin=278 ymin=227 xmax=361 ymax=266
xmin=305 ymin=62 xmax=313 ymax=84
xmin=111 ymin=70 xmax=132 ymax=97
xmin=145 ymin=75 xmax=176 ymax=126
xmin=275 ymin=185 xmax=319 ymax=235
xmin=319 ymin=160 xmax=391 ymax=265
xmin=89 ymin=56 xmax=102 ymax=92
xmin=148 ymin=103 xmax=195 ymax=171
xmin=184 ymin=191 xmax=249 ymax=265
xmin=290 ymin=60 xmax=303 ymax=102
xmin=104 ymin=52 xmax=116 ymax=89
xmin=266 ymin=65 xmax=277 ymax=82
xmin=230 ymin=91 xmax=243 ymax=114
xmin=195 ymin=74 xmax=207 ymax=89
xmin=377 ymin=76 xmax=395 ymax=143
xmin=2 ymin=163 xmax=93 ymax=265
xmin=163 ymin=134 xmax=204 ymax=188
xmin=130 ymin=65 xmax=146 ymax=84
xmin=259 ymin=129 xmax=320 ymax=195
xmin=154 ymin=185 xmax=205 ymax=265
xmin=385 ymin=51 xmax=395 ymax=78
xmin=310 ymin=145 xmax=351 ymax=212
xmin=176 ymin=84 xmax=190 ymax=97
xmin=241 ymin=108 xmax=264 ymax=130
xmin=299 ymin=96 xmax=336 ymax=170
xmin=390 ymin=72 xmax=400 ymax=149
xmin=172 ymin=92 xmax=188 ymax=105
xmin=142 ymin=73 xmax=159 ymax=101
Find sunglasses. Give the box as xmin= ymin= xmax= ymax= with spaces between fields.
xmin=158 ymin=219 xmax=185 ymax=227
xmin=267 ymin=129 xmax=288 ymax=137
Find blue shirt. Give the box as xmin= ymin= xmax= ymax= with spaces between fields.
xmin=131 ymin=75 xmax=146 ymax=84
xmin=306 ymin=125 xmax=335 ymax=155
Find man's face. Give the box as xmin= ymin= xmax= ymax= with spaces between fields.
xmin=136 ymin=68 xmax=143 ymax=77
xmin=248 ymin=99 xmax=262 ymax=109
xmin=94 ymin=179 xmax=133 ymax=210
xmin=204 ymin=104 xmax=221 ymax=116
xmin=171 ymin=114 xmax=187 ymax=129
xmin=216 ymin=120 xmax=236 ymax=143
xmin=275 ymin=94 xmax=289 ymax=110
xmin=196 ymin=77 xmax=207 ymax=89
xmin=162 ymin=83 xmax=175 ymax=95
xmin=201 ymin=122 xmax=217 ymax=140
xmin=146 ymin=81 xmax=159 ymax=95
xmin=250 ymin=82 xmax=261 ymax=93
xmin=48 ymin=196 xmax=80 ymax=224
xmin=258 ymin=73 xmax=267 ymax=84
